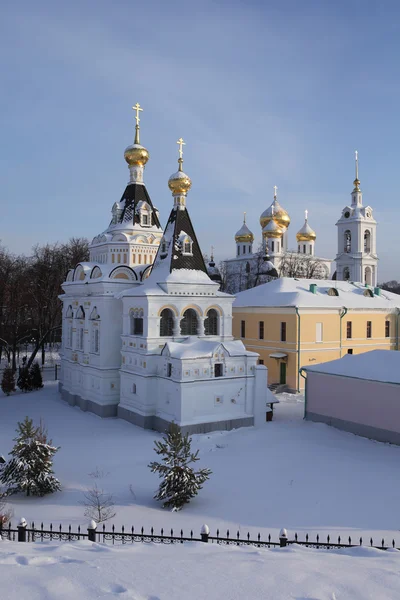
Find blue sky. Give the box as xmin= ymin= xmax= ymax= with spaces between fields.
xmin=1 ymin=0 xmax=400 ymax=281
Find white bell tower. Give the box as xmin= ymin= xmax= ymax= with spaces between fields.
xmin=335 ymin=152 xmax=378 ymax=286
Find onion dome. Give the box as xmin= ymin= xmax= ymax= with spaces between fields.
xmin=124 ymin=102 xmax=149 ymax=166
xmin=207 ymin=248 xmax=222 ymax=284
xmin=260 ymin=186 xmax=290 ymax=230
xmin=124 ymin=144 xmax=149 ymax=167
xmin=235 ymin=213 xmax=254 ymax=243
xmin=168 ymin=138 xmax=192 ymax=194
xmin=296 ymin=210 xmax=316 ymax=242
xmin=263 ymin=218 xmax=283 ymax=239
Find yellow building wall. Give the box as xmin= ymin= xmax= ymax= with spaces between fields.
xmin=233 ymin=310 xmax=299 ymax=391
xmin=233 ymin=308 xmax=398 ymax=392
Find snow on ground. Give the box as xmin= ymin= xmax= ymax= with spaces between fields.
xmin=1 ymin=383 xmax=400 ymax=547
xmin=1 ymin=539 xmax=400 ymax=600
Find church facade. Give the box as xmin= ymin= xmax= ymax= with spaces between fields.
xmin=224 ymin=188 xmax=333 ymax=294
xmin=59 ymin=107 xmax=269 ymax=433
xmin=224 ymin=155 xmax=377 ymax=294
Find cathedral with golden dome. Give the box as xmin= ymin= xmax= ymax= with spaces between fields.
xmin=224 ymin=186 xmax=333 ymax=294
xmin=58 ymin=104 xmax=269 ymax=433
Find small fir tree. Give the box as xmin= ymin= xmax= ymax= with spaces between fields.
xmin=30 ymin=362 xmax=43 ymax=390
xmin=1 ymin=367 xmax=16 ymax=396
xmin=17 ymin=367 xmax=32 ymax=392
xmin=149 ymin=423 xmax=212 ymax=510
xmin=1 ymin=416 xmax=61 ymax=497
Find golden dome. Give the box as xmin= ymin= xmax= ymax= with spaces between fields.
xmin=235 ymin=213 xmax=254 ymax=243
xmin=235 ymin=224 xmax=254 ymax=243
xmin=260 ymin=199 xmax=290 ymax=230
xmin=262 ymin=219 xmax=283 ymax=239
xmin=296 ymin=211 xmax=316 ymax=242
xmin=168 ymin=164 xmax=192 ymax=194
xmin=124 ymin=144 xmax=149 ymax=166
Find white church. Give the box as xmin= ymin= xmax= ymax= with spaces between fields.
xmin=224 ymin=153 xmax=377 ymax=292
xmin=59 ymin=106 xmax=269 ymax=433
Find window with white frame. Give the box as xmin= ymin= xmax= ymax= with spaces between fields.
xmin=182 ymin=237 xmax=193 ymax=255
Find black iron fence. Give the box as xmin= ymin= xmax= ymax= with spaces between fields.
xmin=0 ymin=520 xmax=398 ymax=551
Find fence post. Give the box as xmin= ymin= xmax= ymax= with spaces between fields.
xmin=200 ymin=524 xmax=210 ymax=543
xmin=279 ymin=528 xmax=288 ymax=547
xmin=18 ymin=518 xmax=27 ymax=542
xmin=87 ymin=520 xmax=97 ymax=542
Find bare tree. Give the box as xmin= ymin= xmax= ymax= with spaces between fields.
xmin=224 ymin=244 xmax=278 ymax=294
xmin=0 ymin=238 xmax=89 ymax=369
xmin=380 ymin=281 xmax=400 ymax=295
xmin=279 ymin=251 xmax=328 ymax=279
xmin=80 ymin=468 xmax=116 ymax=523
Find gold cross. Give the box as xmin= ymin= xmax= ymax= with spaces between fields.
xmin=177 ymin=137 xmax=186 ymax=159
xmin=273 ymin=185 xmax=278 ymax=198
xmin=132 ymin=102 xmax=143 ymax=126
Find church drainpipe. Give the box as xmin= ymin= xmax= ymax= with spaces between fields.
xmin=339 ymin=307 xmax=348 ymax=358
xmin=299 ymin=368 xmax=307 ymax=418
xmin=295 ymin=307 xmax=301 ymax=392
xmin=396 ymin=308 xmax=400 ymax=351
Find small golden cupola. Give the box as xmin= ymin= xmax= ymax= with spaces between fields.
xmin=235 ymin=212 xmax=254 ymax=256
xmin=168 ymin=137 xmax=192 ymax=201
xmin=260 ymin=186 xmax=291 ymax=230
xmin=124 ymin=103 xmax=150 ymax=185
xmin=262 ymin=211 xmax=284 ymax=239
xmin=235 ymin=212 xmax=254 ymax=243
xmin=296 ymin=210 xmax=316 ymax=242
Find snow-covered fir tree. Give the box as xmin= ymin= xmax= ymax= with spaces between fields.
xmin=1 ymin=416 xmax=61 ymax=497
xmin=149 ymin=423 xmax=211 ymax=510
xmin=30 ymin=362 xmax=43 ymax=390
xmin=1 ymin=367 xmax=15 ymax=396
xmin=17 ymin=367 xmax=32 ymax=392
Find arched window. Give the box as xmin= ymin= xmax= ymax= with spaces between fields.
xmin=183 ymin=239 xmax=193 ymax=255
xmin=343 ymin=267 xmax=350 ymax=281
xmin=204 ymin=309 xmax=218 ymax=336
xmin=66 ymin=305 xmax=73 ymax=318
xmin=160 ymin=308 xmax=174 ymax=337
xmin=180 ymin=309 xmax=198 ymax=336
xmin=245 ymin=262 xmax=251 ymax=274
xmin=365 ymin=266 xmax=372 ymax=286
xmin=76 ymin=306 xmax=85 ymax=319
xmin=130 ymin=310 xmax=144 ymax=335
xmin=344 ymin=231 xmax=351 ymax=253
xmin=364 ymin=230 xmax=371 ymax=253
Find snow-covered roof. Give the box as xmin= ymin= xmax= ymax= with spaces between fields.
xmin=302 ymin=350 xmax=400 ymax=385
xmin=235 ymin=222 xmax=253 ymax=238
xmin=163 ymin=338 xmax=258 ymax=359
xmin=233 ymin=278 xmax=400 ymax=309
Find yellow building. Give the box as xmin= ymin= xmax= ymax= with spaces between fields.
xmin=233 ymin=278 xmax=400 ymax=391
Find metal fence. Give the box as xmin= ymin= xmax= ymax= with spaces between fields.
xmin=1 ymin=520 xmax=398 ymax=551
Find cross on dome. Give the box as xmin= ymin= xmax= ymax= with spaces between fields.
xmin=273 ymin=185 xmax=278 ymax=198
xmin=305 ymin=209 xmax=308 ymax=221
xmin=132 ymin=102 xmax=143 ymax=126
xmin=243 ymin=211 xmax=247 ymax=223
xmin=177 ymin=137 xmax=186 ymax=159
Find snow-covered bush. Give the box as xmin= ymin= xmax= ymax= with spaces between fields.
xmin=30 ymin=362 xmax=43 ymax=390
xmin=79 ymin=468 xmax=116 ymax=523
xmin=17 ymin=367 xmax=32 ymax=392
xmin=149 ymin=423 xmax=212 ymax=510
xmin=0 ymin=416 xmax=61 ymax=497
xmin=1 ymin=367 xmax=15 ymax=396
